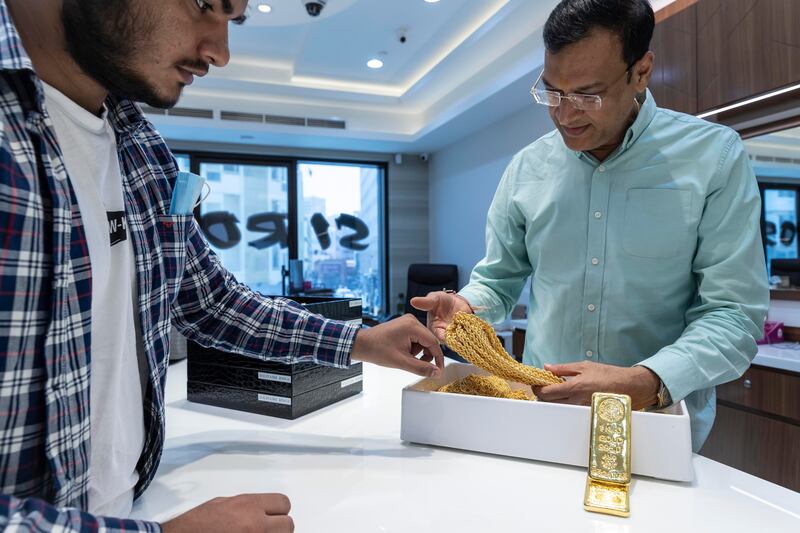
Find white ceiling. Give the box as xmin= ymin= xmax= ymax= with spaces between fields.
xmin=150 ymin=0 xmax=678 ymax=154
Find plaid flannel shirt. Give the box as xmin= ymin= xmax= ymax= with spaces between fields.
xmin=0 ymin=3 xmax=359 ymax=531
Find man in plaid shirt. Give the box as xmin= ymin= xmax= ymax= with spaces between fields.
xmin=0 ymin=1 xmax=444 ymax=531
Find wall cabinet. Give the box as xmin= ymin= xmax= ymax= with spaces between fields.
xmin=650 ymin=4 xmax=698 ymax=114
xmin=699 ymin=365 xmax=800 ymax=492
xmin=649 ymin=0 xmax=800 ymax=116
xmin=696 ymin=0 xmax=800 ymax=113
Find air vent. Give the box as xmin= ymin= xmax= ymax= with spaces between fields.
xmin=264 ymin=114 xmax=306 ymax=127
xmin=168 ymin=107 xmax=214 ymax=119
xmin=221 ymin=111 xmax=263 ymax=123
xmin=752 ymin=154 xmax=800 ymax=165
xmin=141 ymin=105 xmax=214 ymax=119
xmin=143 ymin=105 xmax=347 ymax=130
xmin=307 ymin=118 xmax=346 ymax=130
xmin=140 ymin=106 xmax=167 ymax=115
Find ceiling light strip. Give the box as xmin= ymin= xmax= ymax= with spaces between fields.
xmin=697 ymin=82 xmax=800 ymax=119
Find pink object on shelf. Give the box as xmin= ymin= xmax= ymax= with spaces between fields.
xmin=757 ymin=320 xmax=784 ymax=345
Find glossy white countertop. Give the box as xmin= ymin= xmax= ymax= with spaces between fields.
xmin=754 ymin=343 xmax=800 ymax=373
xmin=131 ymin=360 xmax=800 ymax=532
xmin=507 ymin=318 xmax=800 ymax=374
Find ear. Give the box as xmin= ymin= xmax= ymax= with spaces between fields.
xmin=634 ymin=51 xmax=655 ymax=93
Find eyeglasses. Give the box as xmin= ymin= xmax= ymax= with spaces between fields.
xmin=530 ymin=67 xmax=631 ymax=111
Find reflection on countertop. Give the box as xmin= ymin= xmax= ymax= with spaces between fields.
xmin=755 ymin=342 xmax=800 ymax=374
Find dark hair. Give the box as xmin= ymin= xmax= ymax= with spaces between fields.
xmin=543 ymin=0 xmax=655 ymax=68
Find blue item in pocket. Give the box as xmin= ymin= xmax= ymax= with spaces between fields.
xmin=169 ymin=171 xmax=206 ymax=215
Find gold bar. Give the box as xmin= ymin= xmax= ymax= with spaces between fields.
xmin=584 ymin=479 xmax=630 ymax=517
xmin=584 ymin=392 xmax=632 ymax=517
xmin=588 ymin=393 xmax=632 ymax=484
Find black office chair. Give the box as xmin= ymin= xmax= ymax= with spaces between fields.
xmin=393 ymin=263 xmax=467 ymax=363
xmin=403 ymin=263 xmax=459 ymax=324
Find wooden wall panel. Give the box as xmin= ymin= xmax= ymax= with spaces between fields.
xmin=696 ymin=0 xmax=723 ymax=112
xmin=697 ymin=0 xmax=800 ymax=113
xmin=655 ymin=0 xmax=699 ymax=23
xmin=649 ymin=4 xmax=698 ymax=114
xmin=767 ymin=0 xmax=800 ymax=95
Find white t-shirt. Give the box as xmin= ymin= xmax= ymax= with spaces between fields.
xmin=42 ymin=83 xmax=145 ymax=518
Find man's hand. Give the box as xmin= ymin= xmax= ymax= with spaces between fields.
xmin=533 ymin=361 xmax=660 ymax=411
xmin=410 ymin=291 xmax=473 ymax=342
xmin=351 ymin=314 xmax=444 ymax=377
xmin=162 ymin=493 xmax=294 ymax=533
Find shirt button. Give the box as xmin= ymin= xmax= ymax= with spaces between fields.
xmin=586 ymin=350 xmax=594 ymax=358
xmin=591 ymin=258 xmax=600 ymax=266
xmin=26 ymin=112 xmax=44 ymax=131
xmin=593 ymin=211 xmax=602 ymax=219
xmin=587 ymin=304 xmax=596 ymax=312
xmin=598 ymin=165 xmax=606 ymax=172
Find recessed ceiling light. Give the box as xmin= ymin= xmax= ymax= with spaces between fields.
xmin=257 ymin=3 xmax=272 ymax=13
xmin=424 ymin=0 xmax=441 ymax=3
xmin=367 ymin=59 xmax=384 ymax=69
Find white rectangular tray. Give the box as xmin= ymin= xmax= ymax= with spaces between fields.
xmin=400 ymin=363 xmax=693 ymax=482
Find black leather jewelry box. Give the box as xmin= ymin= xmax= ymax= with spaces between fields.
xmin=187 ymin=296 xmax=363 ymax=419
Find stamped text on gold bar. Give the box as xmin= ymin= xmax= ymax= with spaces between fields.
xmin=584 ymin=392 xmax=632 ymax=517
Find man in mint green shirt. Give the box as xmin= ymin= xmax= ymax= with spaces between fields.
xmin=413 ymin=0 xmax=768 ymax=451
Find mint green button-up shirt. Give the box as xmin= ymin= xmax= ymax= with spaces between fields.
xmin=459 ymin=91 xmax=769 ymax=451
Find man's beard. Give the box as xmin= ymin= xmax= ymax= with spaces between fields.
xmin=61 ymin=0 xmax=179 ymax=108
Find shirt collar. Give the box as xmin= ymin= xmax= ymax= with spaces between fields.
xmin=0 ymin=0 xmax=146 ymax=132
xmin=623 ymin=88 xmax=657 ymax=150
xmin=0 ymin=0 xmax=33 ymax=73
xmin=0 ymin=0 xmax=43 ymax=116
xmin=105 ymin=95 xmax=149 ymax=135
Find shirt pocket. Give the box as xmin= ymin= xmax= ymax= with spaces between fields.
xmin=623 ymin=188 xmax=693 ymax=259
xmin=156 ymin=214 xmax=192 ymax=301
